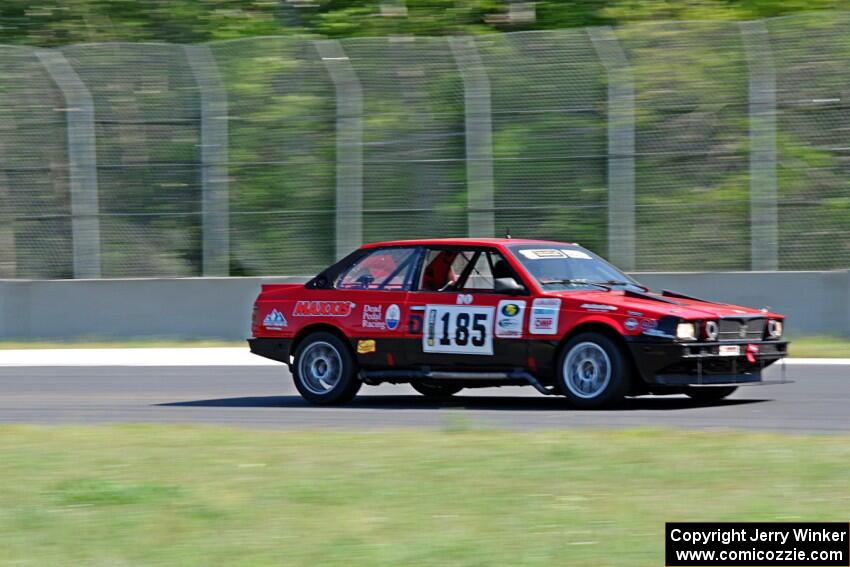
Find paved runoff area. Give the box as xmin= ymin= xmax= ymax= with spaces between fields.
xmin=0 ymin=348 xmax=847 ymax=432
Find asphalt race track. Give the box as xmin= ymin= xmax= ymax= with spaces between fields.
xmin=0 ymin=364 xmax=847 ymax=432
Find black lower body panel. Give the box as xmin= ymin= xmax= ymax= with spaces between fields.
xmin=247 ymin=337 xmax=292 ymax=364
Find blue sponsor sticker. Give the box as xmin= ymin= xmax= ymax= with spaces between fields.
xmin=385 ymin=304 xmax=401 ymax=331
xmin=501 ymin=303 xmax=520 ymax=317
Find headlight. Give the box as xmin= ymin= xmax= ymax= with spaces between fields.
xmin=767 ymin=319 xmax=783 ymax=338
xmin=676 ymin=322 xmax=696 ymax=340
xmin=704 ymin=320 xmax=719 ymax=341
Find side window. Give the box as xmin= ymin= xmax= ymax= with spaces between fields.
xmin=463 ymin=253 xmax=494 ymax=290
xmin=459 ymin=250 xmax=517 ymax=292
xmin=419 ymin=249 xmax=474 ymax=292
xmin=337 ymin=247 xmax=419 ymax=290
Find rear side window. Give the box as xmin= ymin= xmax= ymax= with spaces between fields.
xmin=337 ymin=248 xmax=419 ymax=291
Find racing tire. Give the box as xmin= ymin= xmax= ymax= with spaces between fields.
xmin=683 ymin=386 xmax=737 ymax=401
xmin=292 ymin=332 xmax=361 ymax=405
xmin=411 ymin=381 xmax=463 ymax=399
xmin=556 ymin=332 xmax=631 ymax=409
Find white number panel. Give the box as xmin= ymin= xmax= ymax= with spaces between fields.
xmin=423 ymin=305 xmax=494 ymax=355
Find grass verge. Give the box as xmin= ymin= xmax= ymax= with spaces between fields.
xmin=0 ymin=426 xmax=848 ymax=566
xmin=785 ymin=335 xmax=850 ymax=358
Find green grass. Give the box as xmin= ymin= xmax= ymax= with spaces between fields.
xmin=0 ymin=426 xmax=848 ymax=566
xmin=3 ymin=335 xmax=850 ymax=358
xmin=787 ymin=335 xmax=850 ymax=358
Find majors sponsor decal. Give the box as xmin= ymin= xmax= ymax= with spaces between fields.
xmin=530 ymin=298 xmax=561 ymax=335
xmin=292 ymin=301 xmax=355 ymax=317
xmin=496 ymin=300 xmax=526 ymax=338
xmin=356 ymin=339 xmax=377 ymax=354
xmin=262 ymin=309 xmax=288 ymax=330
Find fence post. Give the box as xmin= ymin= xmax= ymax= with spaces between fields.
xmin=740 ymin=20 xmax=779 ymax=271
xmin=315 ymin=39 xmax=363 ymax=260
xmin=589 ymin=27 xmax=635 ymax=271
xmin=185 ymin=45 xmax=230 ymax=276
xmin=449 ymin=36 xmax=495 ymax=238
xmin=36 ymin=49 xmax=101 ymax=279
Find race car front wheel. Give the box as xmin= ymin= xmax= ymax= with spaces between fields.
xmin=556 ymin=332 xmax=631 ymax=409
xmin=292 ymin=332 xmax=361 ymax=405
xmin=411 ymin=381 xmax=463 ymax=399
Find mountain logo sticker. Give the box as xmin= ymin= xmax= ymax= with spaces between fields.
xmin=263 ymin=309 xmax=288 ymax=330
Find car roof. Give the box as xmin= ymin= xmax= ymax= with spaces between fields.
xmin=360 ymin=238 xmax=580 ymax=249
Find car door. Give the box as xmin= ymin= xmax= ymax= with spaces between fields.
xmin=404 ymin=247 xmax=529 ymax=369
xmin=333 ymin=246 xmax=420 ymax=366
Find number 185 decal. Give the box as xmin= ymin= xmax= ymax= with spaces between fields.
xmin=423 ymin=305 xmax=494 ymax=355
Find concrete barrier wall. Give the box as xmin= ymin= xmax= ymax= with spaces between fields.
xmin=0 ymin=277 xmax=308 ymax=341
xmin=0 ymin=271 xmax=847 ymax=340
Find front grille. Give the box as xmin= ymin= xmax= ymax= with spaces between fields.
xmin=717 ymin=317 xmax=765 ymax=341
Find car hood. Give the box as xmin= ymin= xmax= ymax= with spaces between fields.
xmin=543 ymin=289 xmax=779 ymax=319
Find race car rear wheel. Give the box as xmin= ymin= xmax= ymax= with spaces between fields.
xmin=557 ymin=332 xmax=631 ymax=409
xmin=684 ymin=386 xmax=737 ymax=401
xmin=411 ymin=381 xmax=463 ymax=399
xmin=292 ymin=332 xmax=361 ymax=405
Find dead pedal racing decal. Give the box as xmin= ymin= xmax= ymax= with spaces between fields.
xmin=361 ymin=304 xmax=401 ymax=330
xmin=262 ymin=309 xmax=288 ymax=330
xmin=362 ymin=305 xmax=384 ymax=329
xmin=530 ymin=298 xmax=560 ymax=335
xmin=423 ymin=304 xmax=493 ymax=355
xmin=292 ymin=301 xmax=354 ymax=317
xmin=356 ymin=339 xmax=377 ymax=354
xmin=495 ymin=300 xmax=526 ymax=338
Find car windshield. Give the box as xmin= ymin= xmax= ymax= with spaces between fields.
xmin=507 ymin=245 xmax=644 ymax=292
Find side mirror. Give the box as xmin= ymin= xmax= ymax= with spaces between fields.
xmin=494 ymin=277 xmax=524 ymax=295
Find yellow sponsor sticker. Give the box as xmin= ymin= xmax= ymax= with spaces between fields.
xmin=356 ymin=339 xmax=376 ymax=354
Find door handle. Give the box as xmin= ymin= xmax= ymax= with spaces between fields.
xmin=410 ymin=306 xmax=425 ymax=312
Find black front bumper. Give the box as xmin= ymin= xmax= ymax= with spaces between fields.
xmin=626 ymin=339 xmax=788 ymax=386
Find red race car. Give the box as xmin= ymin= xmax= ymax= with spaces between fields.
xmin=248 ymin=238 xmax=788 ymax=408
